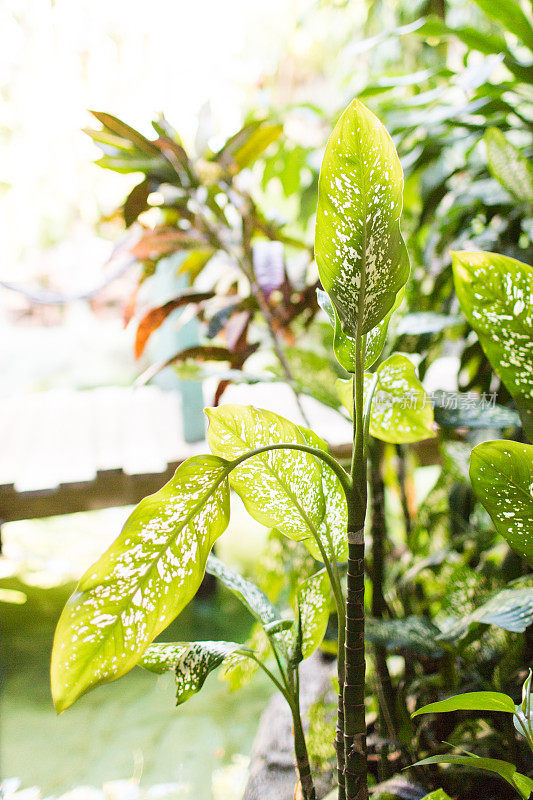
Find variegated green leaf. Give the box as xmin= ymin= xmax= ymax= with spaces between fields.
xmin=51 ymin=455 xmax=231 ymax=712
xmin=485 ymin=128 xmax=533 ymax=203
xmin=206 ymin=554 xmax=283 ymax=626
xmin=365 ymin=616 xmax=443 ymax=657
xmin=315 ymin=99 xmax=409 ymax=350
xmin=453 ymin=251 xmax=533 ymax=440
xmin=420 ymin=791 xmax=453 ymax=800
xmin=221 ymin=623 xmax=270 ymax=691
xmin=470 ymin=440 xmax=533 ymax=567
xmin=206 ymin=406 xmax=338 ymax=556
xmin=338 ymin=354 xmax=435 ymax=443
xmin=293 ymin=569 xmax=331 ymax=660
xmin=141 ymin=641 xmax=243 ymax=705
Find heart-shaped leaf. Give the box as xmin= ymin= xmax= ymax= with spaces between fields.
xmin=315 ymin=99 xmax=409 ymax=348
xmin=413 ymin=691 xmax=516 ymax=718
xmin=141 ymin=641 xmax=243 ymax=705
xmin=338 ymin=354 xmax=435 ymax=443
xmin=470 ymin=440 xmax=533 ymax=567
xmin=453 ymin=251 xmax=533 ymax=441
xmin=51 ymin=455 xmax=231 ymax=712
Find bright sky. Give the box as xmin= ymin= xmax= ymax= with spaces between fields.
xmin=1 ymin=0 xmax=311 ymax=276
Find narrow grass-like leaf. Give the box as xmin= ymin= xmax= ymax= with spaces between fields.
xmin=452 ymin=251 xmax=533 ymax=440
xmin=338 ymin=354 xmax=435 ymax=443
xmin=470 ymin=440 xmax=533 ymax=567
xmin=413 ymin=691 xmax=516 ymax=718
xmin=51 ymin=455 xmax=231 ymax=712
xmin=141 ymin=641 xmax=243 ymax=705
xmin=315 ymin=99 xmax=409 ymax=344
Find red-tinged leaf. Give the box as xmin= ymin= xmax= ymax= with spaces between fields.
xmin=123 ymin=284 xmax=140 ymax=327
xmin=90 ymin=111 xmax=161 ymax=156
xmin=214 ymin=379 xmax=231 ymax=406
xmin=124 ymin=179 xmax=152 ymax=227
xmin=225 ymin=310 xmax=252 ymax=352
xmin=131 ymin=229 xmax=207 ymax=260
xmin=135 ymin=292 xmax=215 ymax=358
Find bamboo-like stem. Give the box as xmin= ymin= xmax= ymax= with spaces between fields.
xmin=343 ymin=334 xmax=369 ymax=800
xmin=369 ymin=439 xmax=396 ymax=745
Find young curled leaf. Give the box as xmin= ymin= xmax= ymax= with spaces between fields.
xmin=51 ymin=455 xmax=231 ymax=712
xmin=315 ymin=99 xmax=409 ymax=342
xmin=141 ymin=641 xmax=243 ymax=705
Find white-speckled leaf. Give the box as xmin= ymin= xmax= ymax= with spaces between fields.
xmin=485 ymin=128 xmax=533 ymax=203
xmin=51 ymin=455 xmax=231 ymax=712
xmin=298 ymin=427 xmax=348 ymax=564
xmin=206 ymin=405 xmax=325 ymax=542
xmin=221 ymin=623 xmax=269 ymax=690
xmin=315 ymin=99 xmax=409 ymax=344
xmin=438 ymin=582 xmax=533 ymax=642
xmin=318 ymin=287 xmax=404 ymax=372
xmin=338 ymin=354 xmax=435 ymax=443
xmin=141 ymin=641 xmax=242 ymax=705
xmin=293 ymin=569 xmax=331 ymax=660
xmin=453 ymin=251 xmax=533 ymax=441
xmin=470 ymin=440 xmax=533 ymax=567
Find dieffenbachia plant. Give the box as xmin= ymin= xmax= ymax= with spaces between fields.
xmin=411 ymin=671 xmax=533 ymax=799
xmin=51 ymin=99 xmax=433 ymax=800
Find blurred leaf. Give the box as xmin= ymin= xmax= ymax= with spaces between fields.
xmin=141 ymin=641 xmax=243 ymax=705
xmin=453 ymin=251 xmax=533 ymax=440
xmin=420 ymin=791 xmax=452 ymax=800
xmin=233 ymin=123 xmax=283 ymax=170
xmin=90 ymin=111 xmax=162 ymax=156
xmin=470 ymin=0 xmax=533 ymax=50
xmin=432 ymin=391 xmax=521 ymax=429
xmin=269 ymin=344 xmax=343 ymax=411
xmin=438 ymin=583 xmax=533 ymax=641
xmin=132 ymin=229 xmax=208 ymax=260
xmin=51 ymin=455 xmax=231 ymax=712
xmin=315 ymin=99 xmax=410 ymax=345
xmin=206 ymin=554 xmax=283 ymax=628
xmin=135 ymin=292 xmax=214 ymax=358
xmin=124 ymin=178 xmax=152 ymax=227
xmin=485 ymin=128 xmax=533 ymax=202
xmin=177 ymin=248 xmax=215 ymax=281
xmin=397 ymin=313 xmax=462 ymax=336
xmin=413 ymin=691 xmax=515 ymax=718
xmin=365 ymin=616 xmax=444 ymax=657
xmin=470 ymin=440 xmax=533 ymax=567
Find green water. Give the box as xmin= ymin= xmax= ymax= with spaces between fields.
xmin=1 ymin=578 xmax=272 ymax=797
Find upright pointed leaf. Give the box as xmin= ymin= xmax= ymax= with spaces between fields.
xmin=206 ymin=405 xmax=325 ymax=542
xmin=485 ymin=128 xmax=533 ymax=203
xmin=141 ymin=641 xmax=243 ymax=705
xmin=315 ymin=99 xmax=409 ymax=348
xmin=452 ymin=251 xmax=533 ymax=440
xmin=338 ymin=354 xmax=435 ymax=443
xmin=470 ymin=440 xmax=533 ymax=567
xmin=51 ymin=455 xmax=231 ymax=712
